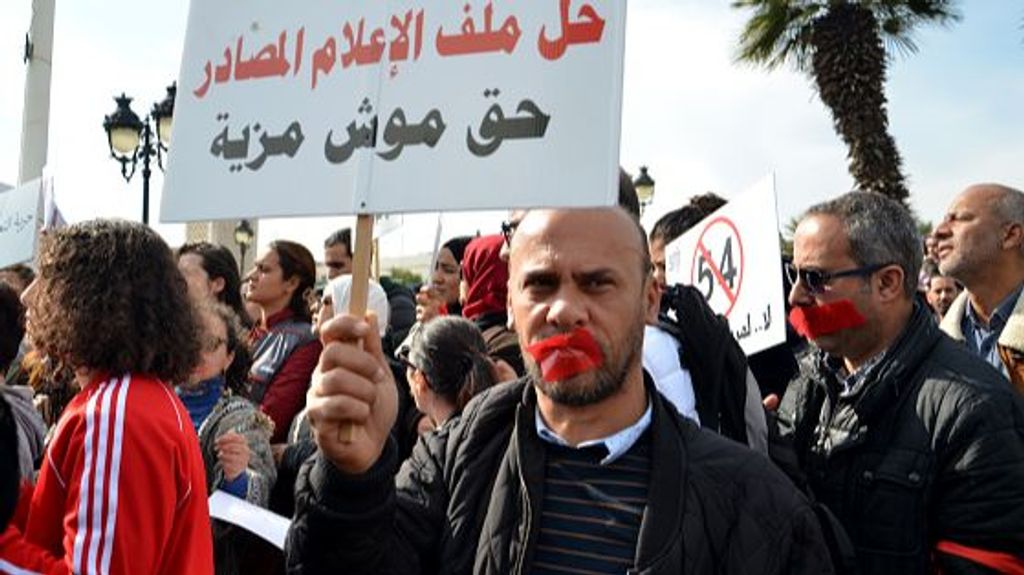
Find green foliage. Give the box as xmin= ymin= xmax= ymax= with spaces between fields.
xmin=733 ymin=0 xmax=961 ymax=207
xmin=780 ymin=215 xmax=800 ymax=257
xmin=916 ymin=218 xmax=933 ymax=239
xmin=387 ymin=267 xmax=423 ymax=287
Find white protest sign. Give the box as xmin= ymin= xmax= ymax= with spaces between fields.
xmin=162 ymin=1 xmax=626 ymax=221
xmin=665 ymin=175 xmax=786 ymax=355
xmin=0 ymin=179 xmax=43 ymax=268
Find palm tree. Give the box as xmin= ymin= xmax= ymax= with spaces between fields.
xmin=733 ymin=1 xmax=960 ymax=207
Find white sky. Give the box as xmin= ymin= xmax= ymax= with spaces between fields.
xmin=0 ymin=0 xmax=1021 ymax=260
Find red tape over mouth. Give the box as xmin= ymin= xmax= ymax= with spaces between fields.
xmin=525 ymin=327 xmax=605 ymax=382
xmin=788 ymin=300 xmax=867 ymax=339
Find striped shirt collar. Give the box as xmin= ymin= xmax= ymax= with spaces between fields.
xmin=534 ymin=398 xmax=653 ymax=466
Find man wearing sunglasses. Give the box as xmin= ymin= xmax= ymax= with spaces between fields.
xmin=777 ymin=191 xmax=1024 ymax=574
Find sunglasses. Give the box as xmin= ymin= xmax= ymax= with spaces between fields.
xmin=500 ymin=219 xmax=520 ymax=247
xmin=396 ymin=346 xmax=419 ymax=372
xmin=785 ymin=262 xmax=891 ymax=294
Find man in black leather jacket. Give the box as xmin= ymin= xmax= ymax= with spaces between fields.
xmin=286 ymin=207 xmax=833 ymax=574
xmin=778 ymin=191 xmax=1024 ymax=574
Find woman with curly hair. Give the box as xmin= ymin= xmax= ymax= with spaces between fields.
xmin=177 ymin=241 xmax=253 ymax=328
xmin=177 ymin=301 xmax=275 ymax=574
xmin=244 ymin=240 xmax=322 ymax=444
xmin=0 ymin=219 xmax=213 ymax=574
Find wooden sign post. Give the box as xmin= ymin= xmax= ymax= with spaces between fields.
xmin=336 ymin=214 xmax=374 ymax=442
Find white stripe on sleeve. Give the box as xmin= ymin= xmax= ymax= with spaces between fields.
xmin=72 ymin=379 xmax=107 ymax=573
xmin=99 ymin=374 xmax=130 ymax=575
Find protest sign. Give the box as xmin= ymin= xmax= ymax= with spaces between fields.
xmin=665 ymin=175 xmax=786 ymax=355
xmin=161 ymin=0 xmax=627 ymax=221
xmin=164 ymin=0 xmax=627 ymax=442
xmin=0 ymin=179 xmax=43 ymax=268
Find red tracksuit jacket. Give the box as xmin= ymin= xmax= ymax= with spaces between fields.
xmin=0 ymin=373 xmax=214 ymax=574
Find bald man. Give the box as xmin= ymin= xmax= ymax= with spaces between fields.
xmin=287 ymin=207 xmax=832 ymax=574
xmin=932 ymin=183 xmax=1024 ymax=392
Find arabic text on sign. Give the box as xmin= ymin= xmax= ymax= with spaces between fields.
xmin=192 ymin=2 xmax=608 ymax=99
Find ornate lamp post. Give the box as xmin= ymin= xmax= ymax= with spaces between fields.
xmin=234 ymin=219 xmax=255 ymax=276
xmin=102 ymin=83 xmax=176 ymax=225
xmin=634 ymin=166 xmax=656 ymax=215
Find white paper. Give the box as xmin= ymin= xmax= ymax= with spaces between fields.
xmin=208 ymin=490 xmax=291 ymax=550
xmin=0 ymin=179 xmax=42 ymax=268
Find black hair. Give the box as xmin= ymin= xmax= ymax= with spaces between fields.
xmin=650 ymin=192 xmax=727 ymax=246
xmin=0 ymin=394 xmax=18 ymax=531
xmin=177 ymin=242 xmax=251 ymax=328
xmin=0 ymin=283 xmax=24 ymax=373
xmin=268 ymin=240 xmax=317 ymax=322
xmin=407 ymin=316 xmax=496 ymax=411
xmin=441 ymin=236 xmax=474 ymax=265
xmin=618 ymin=167 xmax=641 ymax=220
xmin=196 ymin=301 xmax=252 ymax=396
xmin=324 ymin=228 xmax=353 ymax=257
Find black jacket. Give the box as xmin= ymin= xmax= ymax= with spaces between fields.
xmin=0 ymin=393 xmax=19 ymax=532
xmin=659 ymin=284 xmax=751 ymax=445
xmin=776 ymin=303 xmax=1024 ymax=574
xmin=286 ymin=377 xmax=834 ymax=574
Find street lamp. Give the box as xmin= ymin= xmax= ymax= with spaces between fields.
xmin=634 ymin=166 xmax=656 ymax=215
xmin=234 ymin=219 xmax=255 ymax=276
xmin=102 ymin=83 xmax=176 ymax=225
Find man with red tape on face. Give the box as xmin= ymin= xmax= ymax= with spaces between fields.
xmin=287 ymin=206 xmax=833 ymax=574
xmin=777 ymin=192 xmax=1024 ymax=575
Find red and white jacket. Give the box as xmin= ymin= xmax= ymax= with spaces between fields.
xmin=0 ymin=373 xmax=213 ymax=574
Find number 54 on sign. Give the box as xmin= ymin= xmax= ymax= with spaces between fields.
xmin=664 ymin=175 xmax=786 ymax=356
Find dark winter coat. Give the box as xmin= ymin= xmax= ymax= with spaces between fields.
xmin=286 ymin=376 xmax=834 ymax=574
xmin=776 ymin=303 xmax=1024 ymax=574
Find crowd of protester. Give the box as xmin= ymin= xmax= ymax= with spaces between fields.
xmin=0 ymin=176 xmax=1022 ymax=574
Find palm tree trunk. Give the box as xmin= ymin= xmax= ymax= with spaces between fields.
xmin=810 ymin=3 xmax=910 ymax=207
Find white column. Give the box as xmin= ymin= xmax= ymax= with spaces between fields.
xmin=18 ymin=0 xmax=56 ymax=184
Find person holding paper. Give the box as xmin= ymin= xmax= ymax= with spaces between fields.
xmin=177 ymin=301 xmax=276 ymax=575
xmin=0 ymin=219 xmax=213 ymax=574
xmin=415 ymin=236 xmax=473 ymax=323
xmin=287 ymin=207 xmax=833 ymax=574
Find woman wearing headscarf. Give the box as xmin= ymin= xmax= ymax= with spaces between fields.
xmin=416 ymin=236 xmax=473 ymax=322
xmin=461 ymin=234 xmax=524 ymax=376
xmin=268 ymin=275 xmax=392 ymax=522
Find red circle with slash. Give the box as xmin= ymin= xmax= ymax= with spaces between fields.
xmin=689 ymin=216 xmax=745 ymax=317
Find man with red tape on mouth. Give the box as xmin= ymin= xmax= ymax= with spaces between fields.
xmin=776 ymin=192 xmax=1024 ymax=575
xmin=288 ymin=206 xmax=833 ymax=574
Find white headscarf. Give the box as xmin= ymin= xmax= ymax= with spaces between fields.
xmin=326 ymin=275 xmax=390 ymax=337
